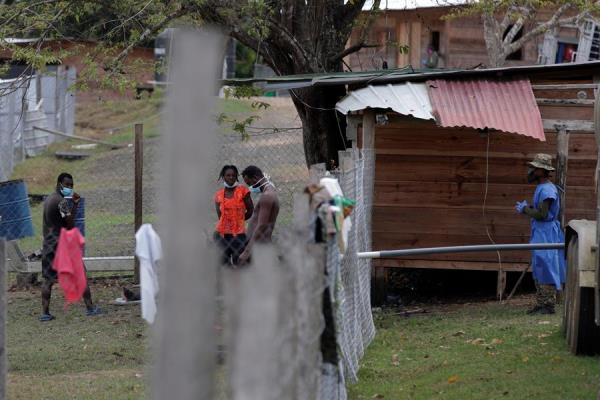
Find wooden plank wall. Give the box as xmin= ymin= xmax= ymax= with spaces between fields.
xmin=372 ymin=115 xmax=597 ymax=269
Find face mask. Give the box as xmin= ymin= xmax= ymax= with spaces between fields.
xmin=60 ymin=186 xmax=73 ymax=197
xmin=527 ymin=167 xmax=538 ymax=183
xmin=248 ymin=176 xmax=266 ymax=193
xmin=224 ymin=181 xmax=238 ymax=189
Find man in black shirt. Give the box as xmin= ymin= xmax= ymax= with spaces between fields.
xmin=40 ymin=173 xmax=101 ymax=321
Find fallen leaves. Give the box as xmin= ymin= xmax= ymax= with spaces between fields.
xmin=490 ymin=338 xmax=504 ymax=345
xmin=391 ymin=354 xmax=400 ymax=367
xmin=470 ymin=338 xmax=486 ymax=345
xmin=452 ymin=330 xmax=465 ymax=337
xmin=447 ymin=375 xmax=460 ymax=384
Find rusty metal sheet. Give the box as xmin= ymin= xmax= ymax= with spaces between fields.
xmin=426 ymin=78 xmax=546 ymax=141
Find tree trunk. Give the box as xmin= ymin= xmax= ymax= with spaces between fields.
xmin=291 ymin=85 xmax=348 ymax=168
xmin=482 ymin=14 xmax=507 ymax=67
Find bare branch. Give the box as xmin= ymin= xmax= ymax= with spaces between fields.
xmin=338 ymin=0 xmax=369 ymax=32
xmin=329 ymin=42 xmax=380 ymax=63
xmin=343 ymin=0 xmax=382 ymax=64
xmin=503 ymin=15 xmax=525 ymax=46
xmin=498 ymin=4 xmax=514 ymax=34
xmin=506 ymin=3 xmax=577 ymax=54
xmin=108 ymin=5 xmax=189 ymax=70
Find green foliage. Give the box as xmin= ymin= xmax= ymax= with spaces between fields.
xmin=389 ymin=41 xmax=410 ymax=55
xmin=239 ymin=0 xmax=274 ymax=41
xmin=215 ymin=86 xmax=272 ymax=139
xmin=443 ymin=0 xmax=600 ymax=20
xmin=235 ymin=43 xmax=257 ymax=78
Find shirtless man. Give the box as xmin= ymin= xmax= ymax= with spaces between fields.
xmin=238 ymin=166 xmax=279 ymax=265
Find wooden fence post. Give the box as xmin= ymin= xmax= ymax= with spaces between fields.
xmin=134 ymin=123 xmax=143 ymax=284
xmin=0 ymin=239 xmax=6 ymax=400
xmin=593 ymin=78 xmax=600 ymax=325
xmin=555 ymin=125 xmax=569 ymax=229
xmin=363 ymin=110 xmax=386 ymax=305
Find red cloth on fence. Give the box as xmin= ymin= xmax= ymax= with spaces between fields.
xmin=53 ymin=228 xmax=87 ymax=305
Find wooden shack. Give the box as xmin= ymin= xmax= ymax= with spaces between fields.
xmin=336 ymin=62 xmax=600 ymax=304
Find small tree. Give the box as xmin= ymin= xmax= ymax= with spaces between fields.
xmin=448 ymin=1 xmax=599 ymax=67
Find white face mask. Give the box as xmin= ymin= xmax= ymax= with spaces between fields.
xmin=223 ymin=181 xmax=238 ymax=189
xmin=249 ymin=176 xmax=275 ymax=193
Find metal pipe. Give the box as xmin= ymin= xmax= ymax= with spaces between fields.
xmin=357 ymin=243 xmax=565 ymax=259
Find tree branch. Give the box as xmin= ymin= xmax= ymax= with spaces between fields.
xmin=329 ymin=42 xmax=380 ymax=63
xmin=498 ymin=4 xmax=514 ymax=35
xmin=339 ymin=0 xmax=381 ymax=65
xmin=506 ymin=3 xmax=576 ymax=54
xmin=503 ymin=15 xmax=525 ymax=46
xmin=338 ymin=0 xmax=369 ymax=32
xmin=266 ymin=16 xmax=314 ymax=71
xmin=108 ymin=5 xmax=189 ymax=70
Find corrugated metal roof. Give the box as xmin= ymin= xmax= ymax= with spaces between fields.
xmin=224 ymin=60 xmax=600 ymax=90
xmin=336 ymin=82 xmax=433 ymax=119
xmin=426 ymin=79 xmax=545 ymax=141
xmin=362 ymin=0 xmax=466 ymax=10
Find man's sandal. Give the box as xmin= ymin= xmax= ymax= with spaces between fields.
xmin=86 ymin=306 xmax=103 ymax=316
xmin=39 ymin=314 xmax=55 ymax=322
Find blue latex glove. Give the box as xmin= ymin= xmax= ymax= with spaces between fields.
xmin=515 ymin=200 xmax=528 ymax=214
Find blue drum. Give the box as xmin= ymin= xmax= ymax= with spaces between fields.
xmin=0 ymin=179 xmax=34 ymax=241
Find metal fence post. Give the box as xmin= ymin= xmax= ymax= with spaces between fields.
xmin=0 ymin=239 xmax=6 ymax=400
xmin=134 ymin=123 xmax=143 ymax=284
xmin=151 ymin=28 xmax=222 ymax=400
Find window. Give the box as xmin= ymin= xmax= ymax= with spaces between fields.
xmin=503 ymin=25 xmax=523 ymax=61
xmin=430 ymin=31 xmax=440 ymax=52
xmin=556 ymin=41 xmax=578 ymax=63
xmin=576 ymin=20 xmax=600 ymax=62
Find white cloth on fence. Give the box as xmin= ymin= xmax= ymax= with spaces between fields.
xmin=319 ymin=177 xmax=352 ymax=255
xmin=135 ymin=223 xmax=162 ymax=324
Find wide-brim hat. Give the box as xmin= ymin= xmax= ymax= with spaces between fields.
xmin=527 ymin=153 xmax=555 ymax=171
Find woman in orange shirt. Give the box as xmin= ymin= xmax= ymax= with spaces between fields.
xmin=214 ymin=165 xmax=254 ymax=266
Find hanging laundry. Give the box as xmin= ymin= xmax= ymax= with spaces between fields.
xmin=135 ymin=224 xmax=162 ymax=324
xmin=320 ymin=177 xmax=356 ymax=254
xmin=52 ymin=227 xmax=87 ymax=306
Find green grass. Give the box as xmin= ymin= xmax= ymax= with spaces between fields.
xmin=7 ymin=275 xmax=147 ymax=399
xmin=217 ymin=98 xmax=256 ymax=115
xmin=348 ymin=300 xmax=600 ymax=400
xmin=9 ymin=279 xmax=598 ymax=399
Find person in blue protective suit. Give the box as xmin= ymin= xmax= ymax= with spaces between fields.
xmin=516 ymin=154 xmax=566 ymax=315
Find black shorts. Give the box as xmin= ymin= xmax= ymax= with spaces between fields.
xmin=41 ymin=233 xmax=59 ymax=282
xmin=214 ymin=233 xmax=247 ymax=266
xmin=41 ymin=232 xmax=87 ymax=282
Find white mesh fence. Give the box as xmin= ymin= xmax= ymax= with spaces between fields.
xmin=320 ymin=148 xmax=376 ymax=399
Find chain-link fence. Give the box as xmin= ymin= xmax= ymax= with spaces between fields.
xmin=218 ymin=148 xmax=375 ymax=399
xmin=320 ymin=148 xmax=376 ymax=399
xmin=3 ymin=129 xmax=139 ymax=264
xmin=215 ymin=129 xmax=308 ymax=230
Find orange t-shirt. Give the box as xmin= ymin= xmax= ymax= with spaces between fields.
xmin=214 ymin=185 xmax=250 ymax=236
